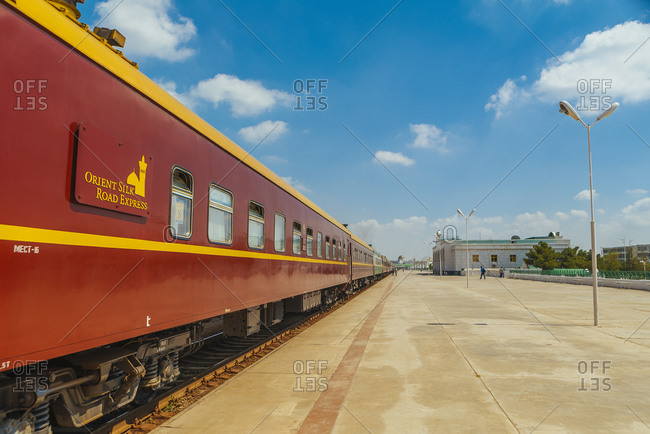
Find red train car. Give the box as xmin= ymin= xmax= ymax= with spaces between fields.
xmin=0 ymin=0 xmax=390 ymax=431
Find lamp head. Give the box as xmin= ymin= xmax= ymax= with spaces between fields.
xmin=596 ymin=102 xmax=619 ymax=121
xmin=457 ymin=209 xmax=464 ymax=218
xmin=559 ymin=100 xmax=583 ymax=122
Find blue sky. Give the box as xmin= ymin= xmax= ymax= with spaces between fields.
xmin=83 ymin=0 xmax=650 ymax=260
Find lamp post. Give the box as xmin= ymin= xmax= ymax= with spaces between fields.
xmin=457 ymin=208 xmax=475 ymax=288
xmin=424 ymin=241 xmax=433 ymax=275
xmin=559 ymin=100 xmax=619 ymax=326
xmin=436 ymin=230 xmax=443 ymax=280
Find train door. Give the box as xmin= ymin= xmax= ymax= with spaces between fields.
xmin=347 ymin=239 xmax=352 ymax=284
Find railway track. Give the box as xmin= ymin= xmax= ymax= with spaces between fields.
xmin=80 ymin=280 xmax=381 ymax=434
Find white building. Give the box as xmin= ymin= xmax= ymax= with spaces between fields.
xmin=602 ymin=244 xmax=650 ymax=262
xmin=431 ymin=232 xmax=571 ymax=274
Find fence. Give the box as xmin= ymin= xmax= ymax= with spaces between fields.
xmin=510 ymin=269 xmax=650 ymax=281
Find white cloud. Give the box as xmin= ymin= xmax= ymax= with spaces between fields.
xmin=555 ymin=211 xmax=569 ymax=220
xmin=622 ymin=197 xmax=650 ymax=226
xmin=391 ymin=216 xmax=428 ymax=230
xmin=95 ymin=0 xmax=196 ymax=62
xmin=239 ymin=120 xmax=288 ymax=144
xmin=189 ymin=74 xmax=292 ymax=117
xmin=348 ymin=217 xmax=429 ymax=260
xmin=533 ymin=21 xmax=650 ymax=105
xmin=626 ymin=188 xmax=648 ymax=195
xmin=486 ymin=21 xmax=650 ymax=119
xmin=348 ymin=219 xmax=383 ymax=245
xmin=375 ymin=151 xmax=415 ymax=167
xmin=570 ymin=209 xmax=588 ymax=218
xmin=574 ymin=189 xmax=597 ymax=201
xmin=281 ymin=176 xmax=311 ymax=194
xmin=478 ymin=216 xmax=504 ymax=224
xmin=261 ymin=155 xmax=288 ymax=165
xmin=485 ymin=77 xmax=528 ymax=119
xmin=155 ymin=79 xmax=196 ymax=108
xmin=408 ymin=124 xmax=449 ymax=152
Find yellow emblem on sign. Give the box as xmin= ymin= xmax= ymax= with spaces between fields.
xmin=127 ymin=155 xmax=147 ymax=198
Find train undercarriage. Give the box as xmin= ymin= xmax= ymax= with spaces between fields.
xmin=0 ymin=282 xmax=359 ymax=433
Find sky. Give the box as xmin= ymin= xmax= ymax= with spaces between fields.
xmin=79 ymin=0 xmax=650 ymax=261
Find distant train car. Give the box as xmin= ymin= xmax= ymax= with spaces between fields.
xmin=350 ymin=235 xmax=375 ymax=289
xmin=0 ymin=1 xmax=391 ymax=432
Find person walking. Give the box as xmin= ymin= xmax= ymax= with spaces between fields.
xmin=499 ymin=267 xmax=504 ymax=278
xmin=480 ymin=266 xmax=486 ymax=279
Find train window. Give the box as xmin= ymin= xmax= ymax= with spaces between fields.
xmin=317 ymin=232 xmax=323 ymax=258
xmin=170 ymin=167 xmax=193 ymax=239
xmin=274 ymin=213 xmax=286 ymax=252
xmin=293 ymin=222 xmax=302 ymax=255
xmin=325 ymin=236 xmax=330 ymax=259
xmin=208 ymin=184 xmax=233 ymax=244
xmin=332 ymin=238 xmax=337 ymax=259
xmin=343 ymin=243 xmax=347 ymax=261
xmin=339 ymin=242 xmax=343 ymax=260
xmin=306 ymin=228 xmax=314 ymax=257
xmin=248 ymin=202 xmax=265 ymax=249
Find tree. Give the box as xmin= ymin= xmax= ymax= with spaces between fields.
xmin=524 ymin=242 xmax=558 ymax=270
xmin=598 ymin=252 xmax=621 ymax=271
xmin=576 ymin=249 xmax=592 ymax=270
xmin=557 ymin=247 xmax=579 ymax=268
xmin=558 ymin=247 xmax=592 ymax=269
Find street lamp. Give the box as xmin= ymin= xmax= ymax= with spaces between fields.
xmin=559 ymin=99 xmax=619 ymax=326
xmin=436 ymin=230 xmax=443 ymax=280
xmin=424 ymin=241 xmax=434 ymax=275
xmin=457 ymin=208 xmax=475 ymax=288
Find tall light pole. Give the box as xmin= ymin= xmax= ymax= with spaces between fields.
xmin=559 ymin=99 xmax=619 ymax=326
xmin=457 ymin=208 xmax=475 ymax=288
xmin=436 ymin=230 xmax=443 ymax=280
xmin=424 ymin=241 xmax=434 ymax=274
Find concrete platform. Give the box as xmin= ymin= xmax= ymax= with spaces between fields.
xmin=154 ymin=272 xmax=650 ymax=433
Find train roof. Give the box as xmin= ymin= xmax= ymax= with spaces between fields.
xmin=15 ymin=0 xmax=374 ymax=251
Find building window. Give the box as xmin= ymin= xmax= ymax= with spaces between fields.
xmin=274 ymin=213 xmax=286 ymax=252
xmin=293 ymin=222 xmax=302 ymax=255
xmin=170 ymin=167 xmax=193 ymax=239
xmin=325 ymin=236 xmax=331 ymax=259
xmin=491 ymin=254 xmax=498 ymax=263
xmin=208 ymin=184 xmax=233 ymax=244
xmin=510 ymin=254 xmax=517 ymax=262
xmin=472 ymin=254 xmax=479 ymax=263
xmin=306 ymin=228 xmax=314 ymax=257
xmin=317 ymin=232 xmax=323 ymax=258
xmin=248 ymin=202 xmax=264 ymax=249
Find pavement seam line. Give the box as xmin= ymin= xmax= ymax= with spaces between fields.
xmin=420 ymin=290 xmax=519 ymax=433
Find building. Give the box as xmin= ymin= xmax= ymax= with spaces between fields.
xmin=431 ymin=232 xmax=571 ymax=274
xmin=602 ymin=244 xmax=650 ymax=262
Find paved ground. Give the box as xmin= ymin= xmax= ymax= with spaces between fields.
xmin=154 ymin=272 xmax=650 ymax=433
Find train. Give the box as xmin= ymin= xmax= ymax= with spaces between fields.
xmin=0 ymin=0 xmax=393 ymax=432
